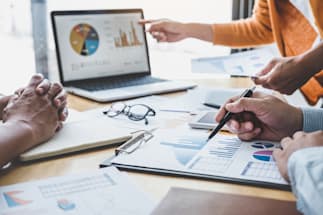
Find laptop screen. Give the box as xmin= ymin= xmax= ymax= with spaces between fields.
xmin=52 ymin=10 xmax=150 ymax=82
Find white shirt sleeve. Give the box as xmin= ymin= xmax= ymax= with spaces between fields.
xmin=288 ymin=147 xmax=323 ymax=215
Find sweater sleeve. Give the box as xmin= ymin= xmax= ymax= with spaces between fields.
xmin=212 ymin=0 xmax=274 ymax=48
xmin=301 ymin=107 xmax=323 ymax=132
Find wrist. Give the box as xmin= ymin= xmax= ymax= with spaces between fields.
xmin=183 ymin=23 xmax=213 ymax=42
xmin=293 ymin=107 xmax=303 ymax=133
xmin=296 ymin=44 xmax=323 ymax=75
xmin=182 ymin=23 xmax=193 ymax=38
xmin=295 ymin=54 xmax=318 ymax=77
xmin=4 ymin=120 xmax=35 ymax=147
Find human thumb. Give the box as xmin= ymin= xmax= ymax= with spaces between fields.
xmin=253 ymin=75 xmax=268 ymax=85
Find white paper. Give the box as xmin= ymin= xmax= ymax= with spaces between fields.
xmin=0 ymin=167 xmax=155 ymax=215
xmin=112 ymin=129 xmax=288 ymax=186
xmin=82 ymin=95 xmax=194 ymax=130
xmin=191 ymin=49 xmax=275 ymax=77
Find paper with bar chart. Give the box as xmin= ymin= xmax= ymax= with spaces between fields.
xmin=111 ymin=129 xmax=288 ymax=188
xmin=0 ymin=167 xmax=154 ymax=215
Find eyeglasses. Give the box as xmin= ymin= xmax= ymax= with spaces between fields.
xmin=103 ymin=102 xmax=156 ymax=125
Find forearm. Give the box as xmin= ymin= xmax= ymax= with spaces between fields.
xmin=183 ymin=23 xmax=214 ymax=43
xmin=0 ymin=121 xmax=34 ymax=167
xmin=298 ymin=42 xmax=323 ymax=76
xmin=288 ymin=147 xmax=323 ymax=215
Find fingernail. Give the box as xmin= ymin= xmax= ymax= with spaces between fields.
xmin=55 ymin=99 xmax=61 ymax=106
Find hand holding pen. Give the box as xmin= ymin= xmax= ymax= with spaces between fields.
xmin=213 ymin=88 xmax=303 ymax=142
xmin=207 ymin=86 xmax=256 ymax=142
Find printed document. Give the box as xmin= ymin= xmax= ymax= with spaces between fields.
xmin=111 ymin=129 xmax=288 ymax=186
xmin=0 ymin=167 xmax=154 ymax=215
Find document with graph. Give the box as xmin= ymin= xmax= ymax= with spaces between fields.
xmin=0 ymin=167 xmax=154 ymax=215
xmin=104 ymin=129 xmax=289 ymax=190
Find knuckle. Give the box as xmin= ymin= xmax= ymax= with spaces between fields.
xmin=52 ymin=82 xmax=62 ymax=90
xmin=41 ymin=79 xmax=50 ymax=87
xmin=270 ymin=58 xmax=279 ymax=65
xmin=59 ymin=93 xmax=67 ymax=101
xmin=237 ymin=98 xmax=246 ymax=106
xmin=293 ymin=131 xmax=305 ymax=137
xmin=22 ymin=89 xmax=34 ymax=97
xmin=32 ymin=74 xmax=43 ymax=80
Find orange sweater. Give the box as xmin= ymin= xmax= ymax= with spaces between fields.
xmin=212 ymin=0 xmax=323 ymax=105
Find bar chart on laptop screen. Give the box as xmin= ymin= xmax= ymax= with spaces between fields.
xmin=114 ymin=21 xmax=143 ymax=48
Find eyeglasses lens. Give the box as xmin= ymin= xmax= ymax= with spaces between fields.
xmin=128 ymin=104 xmax=150 ymax=120
xmin=107 ymin=103 xmax=126 ymax=117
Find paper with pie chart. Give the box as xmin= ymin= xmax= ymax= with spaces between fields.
xmin=111 ymin=129 xmax=288 ymax=188
xmin=0 ymin=167 xmax=154 ymax=214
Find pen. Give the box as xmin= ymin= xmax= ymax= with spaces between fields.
xmin=206 ymin=86 xmax=256 ymax=142
xmin=203 ymin=102 xmax=221 ymax=109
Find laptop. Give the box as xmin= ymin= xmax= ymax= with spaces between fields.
xmin=51 ymin=9 xmax=196 ymax=102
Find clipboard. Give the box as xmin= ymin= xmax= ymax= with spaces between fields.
xmin=100 ymin=130 xmax=291 ymax=191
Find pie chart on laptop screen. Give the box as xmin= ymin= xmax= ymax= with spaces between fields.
xmin=70 ymin=23 xmax=99 ymax=56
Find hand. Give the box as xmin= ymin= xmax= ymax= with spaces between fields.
xmin=0 ymin=75 xmax=68 ymax=121
xmin=2 ymin=74 xmax=67 ymax=146
xmin=273 ymin=131 xmax=323 ymax=181
xmin=0 ymin=95 xmax=12 ymax=120
xmin=215 ymin=92 xmax=303 ymax=141
xmin=253 ymin=56 xmax=314 ymax=95
xmin=139 ymin=19 xmax=188 ymax=42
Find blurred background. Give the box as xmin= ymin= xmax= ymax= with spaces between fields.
xmin=0 ymin=0 xmax=254 ymax=94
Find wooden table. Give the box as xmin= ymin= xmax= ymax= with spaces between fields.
xmin=0 ymin=77 xmax=295 ymax=203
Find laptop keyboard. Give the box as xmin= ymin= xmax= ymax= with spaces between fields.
xmin=73 ymin=75 xmax=167 ymax=92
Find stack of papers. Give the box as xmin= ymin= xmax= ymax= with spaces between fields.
xmin=0 ymin=167 xmax=155 ymax=215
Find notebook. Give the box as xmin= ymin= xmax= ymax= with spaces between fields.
xmin=152 ymin=187 xmax=300 ymax=215
xmin=51 ymin=9 xmax=196 ymax=102
xmin=19 ymin=117 xmax=133 ymax=161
